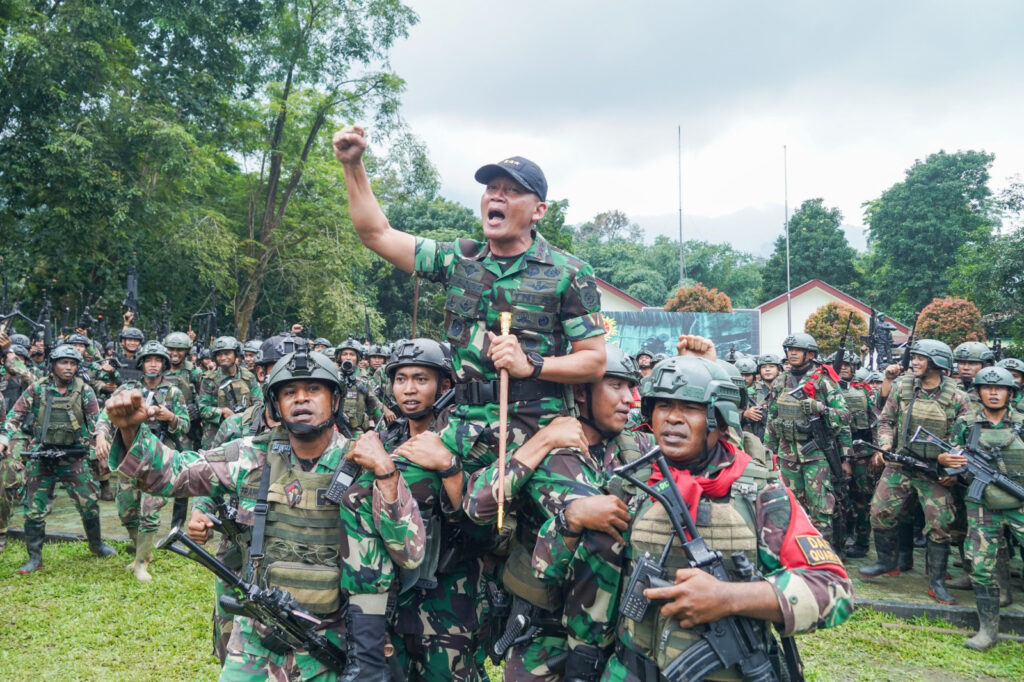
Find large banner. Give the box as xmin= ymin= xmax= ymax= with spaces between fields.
xmin=602 ymin=310 xmax=760 ymax=358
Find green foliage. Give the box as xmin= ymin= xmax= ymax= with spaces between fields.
xmin=761 ymin=198 xmax=859 ymax=301
xmin=863 ymin=150 xmax=997 ymax=320
xmin=803 ymin=302 xmax=868 ymax=356
xmin=916 ymin=296 xmax=985 ymax=347
xmin=664 ymin=282 xmax=733 ymax=312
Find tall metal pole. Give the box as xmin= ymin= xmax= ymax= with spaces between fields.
xmin=784 ymin=145 xmax=792 ymax=335
xmin=678 ymin=125 xmax=686 ymax=285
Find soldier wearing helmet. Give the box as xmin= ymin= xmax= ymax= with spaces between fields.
xmin=0 ymin=344 xmax=115 ymax=572
xmin=765 ymin=333 xmax=855 ymax=551
xmin=334 ymin=335 xmax=379 ymax=433
xmin=938 ymin=366 xmax=1024 ymax=650
xmin=241 ymin=339 xmax=262 ymax=371
xmin=595 ymin=352 xmax=852 ymax=681
xmin=94 ymin=341 xmax=189 ymax=582
xmin=829 ymin=349 xmax=874 ymax=559
xmin=117 ymin=326 xmax=146 ymax=383
xmin=312 ymin=337 xmax=332 ymax=353
xmin=105 ymin=349 xmax=426 ymax=679
xmin=197 ymin=336 xmax=262 ymax=448
xmin=953 ymin=341 xmax=996 ymax=404
xmin=365 ymin=342 xmax=397 ymax=426
xmin=162 ymin=331 xmax=203 ymax=449
xmin=465 ymin=341 xmax=644 ymax=680
xmin=996 ymin=358 xmax=1024 ymax=413
xmin=635 ymin=347 xmax=656 ymax=378
xmin=738 ymin=356 xmax=769 ymax=440
xmin=860 ymin=339 xmax=972 ymax=606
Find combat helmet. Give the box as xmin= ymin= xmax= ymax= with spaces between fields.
xmin=163 ymin=332 xmax=193 ymax=350
xmin=716 ymin=358 xmax=749 ymax=409
xmin=735 ymin=357 xmax=758 ymax=376
xmin=243 ymin=339 xmax=263 ymax=355
xmin=120 ymin=326 xmax=145 ymax=342
xmin=605 ymin=344 xmax=642 ymax=385
xmin=386 ymin=339 xmax=452 ymax=382
xmin=972 ymin=366 xmax=1018 ymax=393
xmin=66 ymin=332 xmax=90 ymax=347
xmin=640 ymin=356 xmax=741 ymax=433
xmin=136 ymin=341 xmax=171 ymax=375
xmin=366 ymin=343 xmax=390 ymax=359
xmin=953 ymin=341 xmax=995 ymax=365
xmin=909 ymin=339 xmax=953 ymax=372
xmin=782 ymin=333 xmax=818 ymax=353
xmin=853 ymin=368 xmax=872 ymax=382
xmin=335 ymin=335 xmax=364 ymax=359
xmin=10 ymin=344 xmax=30 ymax=361
xmin=996 ymin=358 xmax=1024 ymax=381
xmin=210 ymin=335 xmax=242 ymax=357
xmin=312 ymin=337 xmax=332 ymax=349
xmin=9 ymin=333 xmax=30 ymax=348
xmin=264 ymin=351 xmax=345 ymax=439
xmin=49 ymin=344 xmax=83 ymax=366
xmin=256 ymin=334 xmax=309 ymax=368
xmin=757 ymin=353 xmax=784 ymax=369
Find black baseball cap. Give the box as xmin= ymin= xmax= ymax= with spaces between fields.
xmin=474 ymin=156 xmax=547 ymax=201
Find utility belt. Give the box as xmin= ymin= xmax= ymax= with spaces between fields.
xmin=454 ymin=378 xmax=565 ymax=406
xmin=615 ymin=641 xmax=660 ymax=681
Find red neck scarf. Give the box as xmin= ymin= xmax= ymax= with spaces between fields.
xmin=648 ymin=440 xmax=751 ymax=524
xmin=795 ymin=364 xmax=840 ymax=399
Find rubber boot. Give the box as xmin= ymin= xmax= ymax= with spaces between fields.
xmin=338 ymin=603 xmax=390 ymax=682
xmin=99 ymin=479 xmax=114 ymax=502
xmin=859 ymin=528 xmax=899 ymax=577
xmin=946 ymin=540 xmax=970 ymax=589
xmin=846 ymin=536 xmax=870 ymax=559
xmin=18 ymin=520 xmax=45 ymax=574
xmin=0 ymin=531 xmax=7 ymax=555
xmin=896 ymin=521 xmax=915 ymax=572
xmin=133 ymin=532 xmax=155 ymax=583
xmin=965 ymin=585 xmax=1001 ymax=651
xmin=83 ymin=516 xmax=116 ymax=557
xmin=564 ymin=644 xmax=605 ymax=682
xmin=997 ymin=545 xmax=1013 ymax=607
xmin=171 ymin=497 xmax=189 ymax=529
xmin=927 ymin=541 xmax=956 ymax=605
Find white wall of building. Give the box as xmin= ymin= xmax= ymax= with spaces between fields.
xmin=759 ymin=286 xmax=840 ymax=355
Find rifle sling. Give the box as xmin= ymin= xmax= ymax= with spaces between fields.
xmin=38 ymin=389 xmax=55 ymax=444
xmin=246 ymin=451 xmax=276 ymax=582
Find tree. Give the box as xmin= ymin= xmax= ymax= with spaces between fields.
xmin=761 ymin=198 xmax=859 ymax=300
xmin=575 ymin=210 xmax=643 ymax=243
xmin=803 ymin=302 xmax=868 ymax=356
xmin=863 ymin=150 xmax=997 ymax=320
xmin=665 ymin=283 xmax=732 ymax=313
xmin=916 ymin=297 xmax=985 ymax=347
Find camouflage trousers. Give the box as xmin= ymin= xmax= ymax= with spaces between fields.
xmin=505 ymin=633 xmax=567 ymax=682
xmin=561 ymin=527 xmax=625 ymax=651
xmin=779 ymin=454 xmax=835 ymax=541
xmin=849 ymin=458 xmax=875 ymax=546
xmin=601 ymin=652 xmax=645 ymax=682
xmin=115 ymin=477 xmax=166 ymax=533
xmin=222 ymin=615 xmax=343 ymax=681
xmin=869 ymin=464 xmax=953 ymax=543
xmin=0 ymin=454 xmax=25 ymax=534
xmin=22 ymin=455 xmax=100 ymax=523
xmin=393 ymin=558 xmax=486 ymax=681
xmin=965 ymin=501 xmax=1024 ymax=588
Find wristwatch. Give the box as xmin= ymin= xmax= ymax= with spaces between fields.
xmin=438 ymin=453 xmax=463 ymax=479
xmin=555 ymin=507 xmax=582 ymax=538
xmin=527 ymin=352 xmax=544 ymax=379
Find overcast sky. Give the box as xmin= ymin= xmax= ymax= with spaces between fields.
xmin=384 ymin=1 xmax=1024 ymax=257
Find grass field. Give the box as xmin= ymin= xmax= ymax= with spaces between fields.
xmin=2 ymin=538 xmax=1024 ymax=681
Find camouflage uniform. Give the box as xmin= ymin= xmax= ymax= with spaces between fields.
xmin=413 ymin=230 xmax=604 ymax=472
xmin=742 ymin=378 xmax=771 ymax=441
xmin=164 ymin=361 xmax=203 ymax=447
xmin=871 ymin=373 xmax=971 ymax=541
xmin=765 ymin=366 xmax=854 ymax=543
xmin=842 ymin=379 xmax=877 ymax=552
xmin=0 ymin=375 xmax=101 ymax=524
xmin=95 ymin=380 xmax=189 ymax=534
xmin=339 ymin=371 xmax=378 ymax=433
xmin=529 ymin=432 xmax=653 ymax=665
xmin=198 ymin=365 xmax=262 ymax=448
xmin=603 ymin=441 xmax=854 ymax=681
xmin=109 ymin=424 xmax=425 ymax=681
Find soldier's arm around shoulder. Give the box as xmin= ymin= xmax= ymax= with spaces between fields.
xmin=754 ymin=480 xmax=854 ymax=635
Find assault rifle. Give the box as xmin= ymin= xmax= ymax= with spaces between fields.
xmin=613 ymin=446 xmax=781 ymax=682
xmin=38 ymin=287 xmax=54 ymax=355
xmin=190 ymin=285 xmax=218 ymax=354
xmin=157 ymin=527 xmax=347 ymax=672
xmin=911 ymin=427 xmax=1024 ymax=504
xmin=123 ymin=252 xmax=140 ymax=317
xmin=25 ymin=447 xmax=89 ymax=459
xmin=832 ymin=311 xmax=855 ymax=376
xmin=853 ymin=440 xmax=939 ymax=480
xmin=991 ymin=339 xmax=1003 ymax=362
xmin=219 ymin=377 xmax=250 ymax=414
xmin=158 ymin=301 xmax=171 ymax=340
xmin=900 ymin=312 xmax=920 ymax=373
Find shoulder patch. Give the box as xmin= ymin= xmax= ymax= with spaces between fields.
xmin=795 ymin=534 xmax=842 ymax=567
xmin=577 ymin=274 xmax=600 ymax=310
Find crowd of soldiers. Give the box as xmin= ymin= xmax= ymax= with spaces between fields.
xmin=0 ymin=125 xmax=1016 ymax=680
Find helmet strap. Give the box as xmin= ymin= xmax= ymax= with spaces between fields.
xmin=705 ymin=397 xmax=718 ymax=433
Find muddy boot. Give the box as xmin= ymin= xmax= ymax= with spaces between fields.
xmin=564 ymin=644 xmax=605 ymax=682
xmin=946 ymin=558 xmax=973 ymax=591
xmin=997 ymin=546 xmax=1013 ymax=607
xmin=126 ymin=527 xmax=139 ymax=570
xmin=338 ymin=602 xmax=390 ymax=682
xmin=171 ymin=497 xmax=189 ymax=529
xmin=846 ymin=536 xmax=870 ymax=559
xmin=896 ymin=521 xmax=915 ymax=572
xmin=83 ymin=516 xmax=116 ymax=557
xmin=927 ymin=540 xmax=956 ymax=605
xmin=859 ymin=528 xmax=899 ymax=577
xmin=17 ymin=520 xmax=45 ymax=574
xmin=965 ymin=585 xmax=1001 ymax=651
xmin=133 ymin=532 xmax=155 ymax=583
xmin=99 ymin=479 xmax=114 ymax=502
xmin=0 ymin=531 xmax=6 ymax=555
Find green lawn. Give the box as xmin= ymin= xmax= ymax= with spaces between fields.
xmin=2 ymin=538 xmax=1023 ymax=681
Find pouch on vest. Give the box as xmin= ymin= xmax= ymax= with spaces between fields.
xmin=501 ymin=542 xmax=563 ymax=611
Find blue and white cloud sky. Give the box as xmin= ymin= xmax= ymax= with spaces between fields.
xmin=387 ymin=1 xmax=1024 ymax=256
